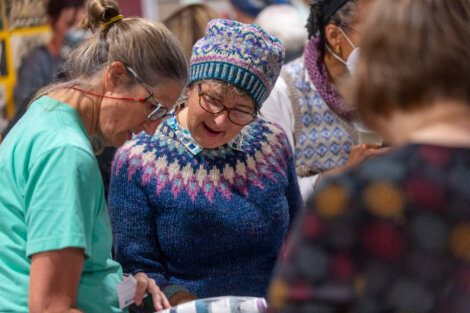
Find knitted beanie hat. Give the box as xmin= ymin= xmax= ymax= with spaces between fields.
xmin=230 ymin=0 xmax=291 ymax=18
xmin=189 ymin=19 xmax=285 ymax=109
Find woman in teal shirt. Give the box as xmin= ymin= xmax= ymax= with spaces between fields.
xmin=0 ymin=0 xmax=188 ymax=312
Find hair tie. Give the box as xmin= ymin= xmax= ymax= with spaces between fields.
xmin=101 ymin=14 xmax=124 ymax=30
xmin=321 ymin=0 xmax=349 ymax=28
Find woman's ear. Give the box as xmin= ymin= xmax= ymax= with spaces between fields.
xmin=325 ymin=24 xmax=343 ymax=54
xmin=103 ymin=61 xmax=127 ymax=93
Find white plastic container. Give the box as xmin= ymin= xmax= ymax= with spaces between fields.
xmin=156 ymin=296 xmax=267 ymax=313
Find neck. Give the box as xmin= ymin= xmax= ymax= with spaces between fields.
xmin=380 ymin=100 xmax=470 ymax=147
xmin=48 ymin=87 xmax=102 ymax=136
xmin=176 ymin=106 xmax=189 ymax=130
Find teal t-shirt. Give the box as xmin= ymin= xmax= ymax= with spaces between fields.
xmin=0 ymin=96 xmax=123 ymax=313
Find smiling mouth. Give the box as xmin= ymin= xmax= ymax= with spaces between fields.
xmin=203 ymin=123 xmax=224 ymax=136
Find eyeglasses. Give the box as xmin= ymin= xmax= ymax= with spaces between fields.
xmin=69 ymin=67 xmax=171 ymax=122
xmin=197 ymin=84 xmax=256 ymax=126
xmin=125 ymin=66 xmax=171 ymax=121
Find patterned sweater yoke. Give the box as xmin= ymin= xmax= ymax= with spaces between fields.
xmin=108 ymin=118 xmax=302 ymax=299
xmin=114 ymin=119 xmax=294 ymax=202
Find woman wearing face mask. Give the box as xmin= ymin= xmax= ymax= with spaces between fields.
xmin=3 ymin=0 xmax=87 ymax=141
xmin=108 ymin=19 xmax=302 ymax=306
xmin=261 ymin=0 xmax=387 ymax=200
xmin=0 ymin=0 xmax=188 ymax=311
xmin=12 ymin=0 xmax=85 ymax=112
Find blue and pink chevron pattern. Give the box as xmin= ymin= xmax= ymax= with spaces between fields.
xmin=113 ymin=119 xmax=294 ymax=203
xmin=108 ymin=118 xmax=302 ymax=298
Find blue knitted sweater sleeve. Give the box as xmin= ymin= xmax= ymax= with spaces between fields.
xmin=273 ymin=123 xmax=303 ymax=229
xmin=108 ymin=147 xmax=187 ymax=296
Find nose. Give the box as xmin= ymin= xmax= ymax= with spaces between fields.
xmin=213 ymin=110 xmax=230 ymax=128
xmin=142 ymin=119 xmax=161 ymax=135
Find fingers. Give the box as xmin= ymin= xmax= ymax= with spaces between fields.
xmin=132 ymin=272 xmax=170 ymax=311
xmin=347 ymin=144 xmax=392 ymax=167
xmin=147 ymin=279 xmax=170 ymax=311
xmin=361 ymin=146 xmax=391 ymax=160
xmin=352 ymin=143 xmax=382 ymax=150
xmin=133 ymin=273 xmax=149 ymax=305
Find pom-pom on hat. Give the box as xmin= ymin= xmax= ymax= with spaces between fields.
xmin=189 ymin=18 xmax=285 ymax=109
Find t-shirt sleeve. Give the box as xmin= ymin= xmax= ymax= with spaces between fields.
xmin=24 ymin=145 xmax=102 ymax=259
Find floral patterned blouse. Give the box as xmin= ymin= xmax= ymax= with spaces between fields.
xmin=269 ymin=144 xmax=470 ymax=313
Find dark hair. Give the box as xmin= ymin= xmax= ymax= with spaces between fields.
xmin=306 ymin=0 xmax=358 ymax=54
xmin=35 ymin=0 xmax=188 ymax=101
xmin=47 ymin=0 xmax=85 ymax=25
xmin=349 ymin=0 xmax=470 ymax=126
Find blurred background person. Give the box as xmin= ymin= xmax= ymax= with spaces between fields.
xmin=14 ymin=0 xmax=86 ymax=112
xmin=109 ymin=19 xmax=301 ymax=306
xmin=255 ymin=4 xmax=307 ymax=63
xmin=229 ymin=0 xmax=291 ymax=23
xmin=261 ymin=0 xmax=386 ymax=201
xmin=2 ymin=0 xmax=86 ymax=138
xmin=163 ymin=3 xmax=219 ymax=61
xmin=268 ymin=0 xmax=470 ymax=312
xmin=0 ymin=0 xmax=188 ymax=311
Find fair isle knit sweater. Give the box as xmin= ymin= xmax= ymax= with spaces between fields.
xmin=108 ymin=117 xmax=302 ymax=299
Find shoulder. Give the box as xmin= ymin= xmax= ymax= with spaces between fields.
xmin=22 ymin=45 xmax=53 ymax=65
xmin=244 ymin=119 xmax=291 ymax=152
xmin=283 ymin=56 xmax=305 ymax=76
xmin=7 ymin=97 xmax=95 ymax=161
xmin=113 ymin=123 xmax=176 ymax=170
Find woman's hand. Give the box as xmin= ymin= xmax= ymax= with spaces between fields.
xmin=133 ymin=272 xmax=170 ymax=311
xmin=345 ymin=144 xmax=390 ymax=167
xmin=316 ymin=144 xmax=391 ymax=185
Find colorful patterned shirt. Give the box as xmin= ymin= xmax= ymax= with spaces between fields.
xmin=269 ymin=144 xmax=470 ymax=313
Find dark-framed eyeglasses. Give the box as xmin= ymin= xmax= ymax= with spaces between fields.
xmin=197 ymin=84 xmax=256 ymax=126
xmin=125 ymin=66 xmax=171 ymax=121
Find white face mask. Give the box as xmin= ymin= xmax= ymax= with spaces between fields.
xmin=326 ymin=27 xmax=360 ymax=73
xmin=60 ymin=27 xmax=92 ymax=59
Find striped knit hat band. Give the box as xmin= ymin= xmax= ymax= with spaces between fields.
xmin=189 ymin=19 xmax=285 ymax=109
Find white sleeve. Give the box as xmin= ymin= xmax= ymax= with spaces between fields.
xmin=260 ymin=77 xmax=295 ymax=149
xmin=298 ymin=174 xmax=320 ymax=202
xmin=262 ymin=77 xmax=321 ymax=202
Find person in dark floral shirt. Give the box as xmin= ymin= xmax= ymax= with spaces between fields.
xmin=268 ymin=0 xmax=470 ymax=312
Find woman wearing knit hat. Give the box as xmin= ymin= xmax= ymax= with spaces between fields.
xmin=108 ymin=19 xmax=302 ymax=306
xmin=261 ymin=0 xmax=388 ymax=201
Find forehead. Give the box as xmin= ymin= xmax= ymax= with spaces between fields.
xmin=201 ymin=81 xmax=253 ymax=102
